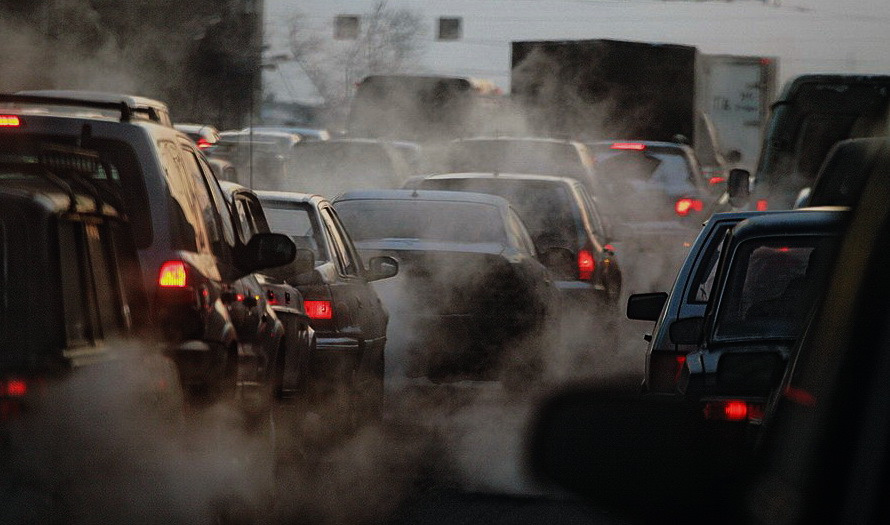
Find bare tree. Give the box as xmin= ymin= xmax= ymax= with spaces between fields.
xmin=288 ymin=1 xmax=427 ymax=120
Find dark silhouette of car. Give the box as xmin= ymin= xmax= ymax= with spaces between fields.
xmin=0 ymin=91 xmax=296 ymax=401
xmin=332 ymin=189 xmax=559 ymax=383
xmin=255 ymin=190 xmax=397 ymax=421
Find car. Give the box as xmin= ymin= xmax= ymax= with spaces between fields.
xmin=794 ymin=137 xmax=890 ymax=208
xmin=255 ymin=190 xmax=398 ymax=421
xmin=173 ymin=123 xmax=221 ymax=150
xmin=219 ymin=181 xmax=316 ymax=398
xmin=405 ymin=173 xmax=622 ymax=314
xmin=208 ymin=129 xmax=302 ymax=189
xmin=442 ymin=136 xmax=597 ymax=191
xmin=0 ymin=91 xmax=296 ymax=401
xmin=284 ymin=138 xmax=414 ymax=198
xmin=332 ymin=189 xmax=559 ymax=383
xmin=627 ymin=210 xmax=774 ymax=394
xmin=0 ymin=143 xmax=181 ymax=421
xmin=673 ymin=209 xmax=846 ymax=424
xmin=240 ymin=126 xmax=331 ymax=142
xmin=585 ymin=140 xmax=717 ymax=289
xmin=528 ymin=123 xmax=890 ymax=525
xmin=749 ymin=74 xmax=890 ymax=210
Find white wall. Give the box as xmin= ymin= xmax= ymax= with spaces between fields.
xmin=264 ymin=0 xmax=890 ymax=103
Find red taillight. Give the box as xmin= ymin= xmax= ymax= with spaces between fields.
xmin=675 ymin=198 xmax=703 ymax=217
xmin=158 ymin=261 xmax=188 ymax=288
xmin=756 ymin=199 xmax=769 ymax=211
xmin=2 ymin=379 xmax=27 ymax=397
xmin=196 ymin=138 xmax=212 ymax=149
xmin=305 ymin=300 xmax=333 ymax=320
xmin=703 ymin=400 xmax=765 ymax=422
xmin=578 ymin=250 xmax=595 ymax=280
xmin=0 ymin=115 xmax=21 ymax=127
xmin=266 ymin=290 xmax=279 ymax=305
xmin=610 ymin=142 xmax=646 ymax=151
xmin=709 ymin=176 xmax=726 ymax=185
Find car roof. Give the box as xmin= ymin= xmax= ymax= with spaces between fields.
xmin=255 ymin=189 xmax=326 ymax=206
xmin=334 ymin=189 xmax=512 ymax=208
xmin=13 ymin=90 xmax=172 ymax=126
xmin=419 ymin=172 xmax=581 ymax=186
xmin=730 ymin=207 xmax=849 ymax=240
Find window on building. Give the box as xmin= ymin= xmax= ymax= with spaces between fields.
xmin=334 ymin=15 xmax=360 ymax=40
xmin=437 ymin=17 xmax=462 ymax=41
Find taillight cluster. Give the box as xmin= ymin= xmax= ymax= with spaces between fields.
xmin=703 ymin=400 xmax=765 ymax=422
xmin=674 ymin=198 xmax=703 ymax=217
xmin=578 ymin=250 xmax=595 ymax=280
xmin=158 ymin=260 xmax=188 ymax=288
xmin=304 ymin=300 xmax=333 ymax=320
xmin=0 ymin=115 xmax=21 ymax=127
xmin=1 ymin=378 xmax=27 ymax=397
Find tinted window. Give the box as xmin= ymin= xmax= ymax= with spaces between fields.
xmin=447 ymin=141 xmax=587 ymax=179
xmin=263 ymin=204 xmax=328 ymax=262
xmin=689 ymin=224 xmax=736 ymax=304
xmin=418 ymin=178 xmax=578 ymax=251
xmin=714 ymin=236 xmax=834 ymax=341
xmin=158 ymin=141 xmax=209 ymax=253
xmin=334 ymin=199 xmax=507 ymax=245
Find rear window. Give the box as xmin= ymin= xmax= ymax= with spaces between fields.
xmin=713 ymin=236 xmax=834 ymax=342
xmin=447 ymin=141 xmax=587 ymax=179
xmin=418 ymin=178 xmax=578 ymax=250
xmin=334 ymin=199 xmax=507 ymax=245
xmin=262 ymin=203 xmax=328 ymax=262
xmin=288 ymin=143 xmax=401 ymax=197
xmin=0 ymin=135 xmax=151 ymax=247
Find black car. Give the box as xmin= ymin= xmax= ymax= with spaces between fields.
xmin=672 ymin=209 xmax=846 ymax=423
xmin=405 ymin=173 xmax=622 ymax=313
xmin=220 ymin=181 xmax=316 ymax=398
xmin=0 ymin=92 xmax=295 ymax=400
xmin=628 ymin=211 xmax=775 ymax=394
xmin=796 ymin=137 xmax=890 ymax=208
xmin=0 ymin=144 xmax=181 ymax=421
xmin=332 ymin=189 xmax=559 ymax=383
xmin=255 ymin=191 xmax=397 ymax=420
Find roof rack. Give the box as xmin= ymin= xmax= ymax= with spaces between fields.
xmin=0 ymin=91 xmax=172 ymax=127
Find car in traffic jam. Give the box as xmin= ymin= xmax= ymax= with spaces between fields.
xmin=4 ymin=3 xmax=890 ymax=522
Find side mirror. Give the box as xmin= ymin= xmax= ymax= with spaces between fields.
xmin=262 ymin=248 xmax=315 ymax=282
xmin=528 ymin=387 xmax=751 ymax=521
xmin=727 ymin=168 xmax=751 ymax=208
xmin=669 ymin=316 xmax=705 ymax=345
xmin=626 ymin=292 xmax=668 ymax=321
xmin=793 ymin=187 xmax=811 ymax=209
xmin=235 ymin=233 xmax=296 ymax=274
xmin=366 ymin=256 xmax=399 ymax=281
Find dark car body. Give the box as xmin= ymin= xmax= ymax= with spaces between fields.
xmin=629 ymin=211 xmax=772 ymax=394
xmin=752 ymin=74 xmax=890 ymax=210
xmin=0 ymin=92 xmax=294 ymax=398
xmin=332 ymin=189 xmax=558 ymax=381
xmin=798 ymin=137 xmax=890 ymax=208
xmin=680 ymin=209 xmax=846 ymax=421
xmin=405 ymin=173 xmax=622 ymax=311
xmin=255 ymin=191 xmax=396 ymax=417
xmin=220 ymin=181 xmax=316 ymax=397
xmin=0 ymin=150 xmax=180 ymax=420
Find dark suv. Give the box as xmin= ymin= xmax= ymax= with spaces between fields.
xmin=0 ymin=92 xmax=295 ymax=399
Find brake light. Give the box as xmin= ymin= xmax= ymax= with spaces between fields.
xmin=709 ymin=176 xmax=726 ymax=185
xmin=756 ymin=199 xmax=769 ymax=211
xmin=703 ymin=400 xmax=765 ymax=422
xmin=196 ymin=138 xmax=212 ymax=149
xmin=158 ymin=261 xmax=188 ymax=288
xmin=675 ymin=198 xmax=703 ymax=217
xmin=267 ymin=290 xmax=279 ymax=305
xmin=2 ymin=379 xmax=27 ymax=397
xmin=0 ymin=115 xmax=21 ymax=127
xmin=305 ymin=300 xmax=333 ymax=320
xmin=578 ymin=250 xmax=595 ymax=280
xmin=610 ymin=142 xmax=646 ymax=151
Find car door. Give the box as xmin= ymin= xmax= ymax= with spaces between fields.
xmin=318 ymin=204 xmax=387 ymax=341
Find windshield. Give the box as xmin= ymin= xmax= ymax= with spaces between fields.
xmin=334 ymin=199 xmax=507 ymax=244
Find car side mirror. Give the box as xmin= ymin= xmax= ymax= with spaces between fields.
xmin=367 ymin=256 xmax=399 ymax=281
xmin=528 ymin=386 xmax=752 ymax=521
xmin=727 ymin=168 xmax=751 ymax=208
xmin=627 ymin=292 xmax=668 ymax=321
xmin=669 ymin=316 xmax=705 ymax=345
xmin=235 ymin=232 xmax=296 ymax=274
